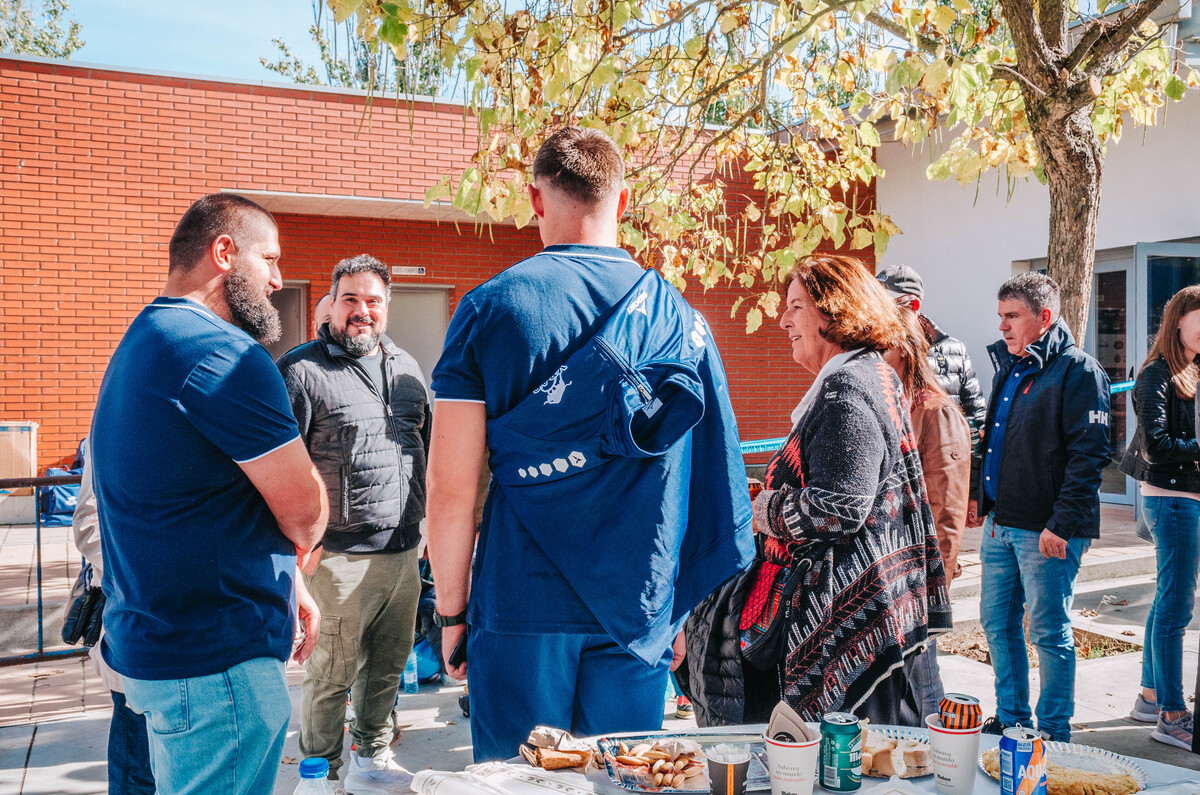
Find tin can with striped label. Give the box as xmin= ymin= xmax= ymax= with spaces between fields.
xmin=819 ymin=712 xmax=862 ymax=791
xmin=999 ymin=727 xmax=1046 ymax=795
xmin=938 ymin=693 xmax=982 ymax=730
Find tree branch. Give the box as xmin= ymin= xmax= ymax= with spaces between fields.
xmin=991 ymin=62 xmax=1048 ymax=97
xmin=863 ymin=12 xmax=940 ymax=56
xmin=1039 ymin=0 xmax=1068 ymax=53
xmin=1064 ymin=0 xmax=1165 ymax=75
xmin=997 ymin=0 xmax=1057 ymax=86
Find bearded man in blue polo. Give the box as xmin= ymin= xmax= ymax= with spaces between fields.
xmin=425 ymin=127 xmax=754 ymax=761
xmin=91 ymin=194 xmax=327 ymax=794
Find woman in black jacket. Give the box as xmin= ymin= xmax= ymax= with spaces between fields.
xmin=1119 ymin=285 xmax=1200 ymax=750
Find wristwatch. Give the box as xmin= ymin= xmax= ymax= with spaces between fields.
xmin=433 ymin=610 xmax=467 ymax=627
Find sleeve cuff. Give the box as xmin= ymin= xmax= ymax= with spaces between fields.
xmin=1045 ymin=516 xmax=1075 ymax=540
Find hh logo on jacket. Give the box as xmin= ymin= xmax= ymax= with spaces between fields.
xmin=1089 ymin=410 xmax=1109 ymax=426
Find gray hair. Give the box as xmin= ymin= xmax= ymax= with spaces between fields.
xmin=998 ymin=272 xmax=1059 ymax=318
xmin=331 ymin=254 xmax=391 ymax=301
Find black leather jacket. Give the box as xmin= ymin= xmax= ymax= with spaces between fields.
xmin=1119 ymin=357 xmax=1200 ymax=492
xmin=922 ymin=316 xmax=987 ymax=451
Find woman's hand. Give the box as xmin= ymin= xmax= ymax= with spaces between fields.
xmin=669 ymin=629 xmax=687 ymax=672
xmin=752 ymin=489 xmax=772 ymax=535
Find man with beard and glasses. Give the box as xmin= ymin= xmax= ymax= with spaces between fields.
xmin=277 ymin=255 xmax=430 ymax=793
xmin=90 ymin=193 xmax=328 ymax=795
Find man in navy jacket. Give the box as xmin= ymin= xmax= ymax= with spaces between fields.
xmin=967 ymin=272 xmax=1110 ymax=742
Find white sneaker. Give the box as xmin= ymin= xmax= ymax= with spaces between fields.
xmin=343 ymin=748 xmax=414 ymax=795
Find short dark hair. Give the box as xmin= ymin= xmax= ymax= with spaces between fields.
xmin=331 ymin=254 xmax=390 ymax=300
xmin=168 ymin=193 xmax=276 ymax=273
xmin=532 ymin=127 xmax=624 ymax=205
xmin=997 ymin=272 xmax=1060 ymax=318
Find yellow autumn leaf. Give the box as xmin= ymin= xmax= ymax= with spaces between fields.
xmin=931 ymin=6 xmax=956 ymax=36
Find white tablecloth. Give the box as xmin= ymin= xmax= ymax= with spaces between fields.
xmin=495 ymin=725 xmax=1200 ymax=795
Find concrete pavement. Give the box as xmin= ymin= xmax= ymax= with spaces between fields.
xmin=3 ymin=505 xmax=1199 ymax=792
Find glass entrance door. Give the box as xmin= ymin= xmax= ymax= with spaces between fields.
xmin=1089 ymin=261 xmax=1135 ymax=504
xmin=1135 ymin=244 xmax=1200 ymax=365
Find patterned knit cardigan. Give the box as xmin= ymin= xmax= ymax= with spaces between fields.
xmin=754 ymin=351 xmax=953 ymax=719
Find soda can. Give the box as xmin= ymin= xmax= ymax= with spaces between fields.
xmin=938 ymin=693 xmax=983 ymax=730
xmin=998 ymin=727 xmax=1046 ymax=795
xmin=819 ymin=712 xmax=862 ymax=792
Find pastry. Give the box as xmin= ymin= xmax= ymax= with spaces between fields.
xmin=980 ymin=747 xmax=1142 ymax=795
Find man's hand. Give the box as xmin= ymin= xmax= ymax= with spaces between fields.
xmin=1039 ymin=529 xmax=1067 ymax=559
xmin=966 ymin=499 xmax=984 ymax=528
xmin=670 ymin=629 xmax=687 ymax=672
xmin=442 ymin=623 xmax=467 ymax=682
xmin=300 ymin=546 xmax=322 ymax=576
xmin=293 ymin=570 xmax=321 ymax=665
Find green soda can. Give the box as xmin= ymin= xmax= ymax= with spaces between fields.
xmin=819 ymin=712 xmax=862 ymax=791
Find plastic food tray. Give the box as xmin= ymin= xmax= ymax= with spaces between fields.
xmin=597 ymin=732 xmax=771 ymax=793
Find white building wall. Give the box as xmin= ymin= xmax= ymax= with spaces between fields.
xmin=875 ymin=91 xmax=1200 ymax=393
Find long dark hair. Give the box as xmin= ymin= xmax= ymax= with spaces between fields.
xmin=1143 ymin=285 xmax=1200 ymax=400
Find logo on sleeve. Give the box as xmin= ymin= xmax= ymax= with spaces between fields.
xmin=534 ymin=365 xmax=572 ymax=405
xmin=1089 ymin=410 xmax=1109 ymax=426
xmin=626 ymin=291 xmax=649 ymax=317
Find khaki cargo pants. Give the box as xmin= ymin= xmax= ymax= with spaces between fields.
xmin=299 ymin=547 xmax=421 ymax=775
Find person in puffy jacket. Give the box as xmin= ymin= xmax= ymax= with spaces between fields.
xmin=877 ymin=264 xmax=988 ymax=452
xmin=278 ymin=254 xmax=430 ymax=791
xmin=1119 ymin=285 xmax=1200 ymax=751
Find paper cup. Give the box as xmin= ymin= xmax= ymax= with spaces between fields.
xmin=762 ymin=732 xmax=820 ymax=795
xmin=925 ymin=713 xmax=982 ymax=795
xmin=705 ymin=745 xmax=751 ymax=795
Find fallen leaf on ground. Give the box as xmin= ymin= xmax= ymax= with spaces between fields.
xmin=29 ymin=669 xmax=63 ymax=678
xmin=1080 ymin=608 xmax=1099 ymax=617
xmin=281 ymin=757 xmax=297 ymax=765
xmin=1121 ymin=630 xmax=1135 ymax=636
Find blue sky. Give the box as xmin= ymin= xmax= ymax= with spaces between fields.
xmin=67 ymin=0 xmax=325 ymax=82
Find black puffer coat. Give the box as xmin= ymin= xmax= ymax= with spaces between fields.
xmin=678 ymin=570 xmax=779 ymax=727
xmin=277 ymin=327 xmax=431 ymax=553
xmin=922 ymin=316 xmax=987 ymax=450
xmin=1119 ymin=357 xmax=1200 ymax=492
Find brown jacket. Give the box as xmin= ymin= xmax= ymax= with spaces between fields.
xmin=911 ymin=391 xmax=970 ymax=578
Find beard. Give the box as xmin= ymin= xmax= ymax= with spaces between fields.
xmin=330 ymin=314 xmax=381 ymax=356
xmin=224 ymin=260 xmax=282 ymax=345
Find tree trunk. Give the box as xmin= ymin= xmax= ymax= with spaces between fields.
xmin=1030 ymin=104 xmax=1104 ymax=348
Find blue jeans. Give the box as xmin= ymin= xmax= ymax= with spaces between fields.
xmin=467 ymin=628 xmax=672 ymax=762
xmin=123 ymin=657 xmax=292 ymax=795
xmin=980 ymin=519 xmax=1089 ymax=741
xmin=904 ymin=642 xmax=946 ymax=722
xmin=109 ymin=690 xmax=155 ymax=795
xmin=1139 ymin=495 xmax=1200 ymax=713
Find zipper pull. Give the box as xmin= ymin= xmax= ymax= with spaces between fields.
xmin=387 ymin=404 xmax=393 ymax=416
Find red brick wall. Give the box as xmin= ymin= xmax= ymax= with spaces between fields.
xmin=0 ymin=55 xmax=874 ymax=469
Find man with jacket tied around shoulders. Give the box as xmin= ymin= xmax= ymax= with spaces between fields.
xmin=426 ymin=127 xmax=754 ymax=761
xmin=967 ymin=272 xmax=1110 ymax=743
xmin=278 ymin=255 xmax=430 ymax=794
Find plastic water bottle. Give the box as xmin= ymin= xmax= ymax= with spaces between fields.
xmin=294 ymin=757 xmax=335 ymax=794
xmin=403 ymin=649 xmax=419 ymax=693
